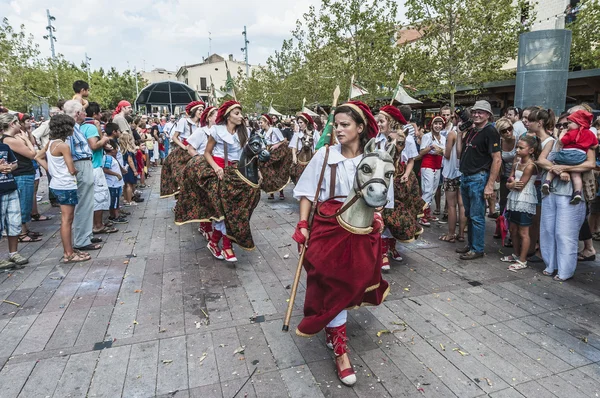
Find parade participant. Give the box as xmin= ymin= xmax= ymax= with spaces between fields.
xmin=292 ymin=101 xmax=392 ymax=386
xmin=419 ymin=116 xmax=446 ymax=226
xmin=159 ymin=100 xmax=204 ymax=197
xmin=177 ymin=105 xmax=217 ymax=240
xmin=289 ymin=112 xmax=320 ymax=185
xmin=378 ymin=105 xmax=425 ymax=268
xmin=176 ymin=100 xmax=265 ymax=262
xmin=258 ymin=114 xmax=292 ymax=200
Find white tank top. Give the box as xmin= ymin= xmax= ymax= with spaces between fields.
xmin=442 ymin=131 xmax=461 ymax=179
xmin=47 ymin=140 xmax=77 ymax=190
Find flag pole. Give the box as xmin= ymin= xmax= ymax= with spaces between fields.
xmin=348 ymin=74 xmax=354 ymax=102
xmin=390 ymin=72 xmax=405 ymax=105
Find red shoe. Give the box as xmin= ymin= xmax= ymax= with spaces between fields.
xmin=222 ymin=236 xmax=238 ymax=262
xmin=381 ymin=237 xmax=390 ymax=271
xmin=325 ymin=324 xmax=356 ymax=386
xmin=279 ymin=192 xmax=285 ymax=200
xmin=388 ymin=238 xmax=403 ymax=261
xmin=198 ymin=222 xmax=212 ymax=241
xmin=208 ymin=230 xmax=223 ymax=260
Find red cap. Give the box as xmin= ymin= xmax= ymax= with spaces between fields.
xmin=297 ymin=112 xmax=315 ymax=126
xmin=261 ymin=114 xmax=273 ymax=125
xmin=185 ymin=100 xmax=205 ymax=116
xmin=378 ymin=105 xmax=407 ymax=125
xmin=343 ymin=100 xmax=378 ymax=139
xmin=215 ymin=100 xmax=242 ymax=125
xmin=200 ymin=106 xmax=216 ymax=127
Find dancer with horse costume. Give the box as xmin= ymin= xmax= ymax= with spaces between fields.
xmin=160 ymin=100 xmax=205 ymax=198
xmin=289 ymin=112 xmax=321 ymax=185
xmin=174 ymin=105 xmax=217 ymax=239
xmin=175 ymin=100 xmax=270 ymax=262
xmin=377 ymin=105 xmax=426 ymax=269
xmin=258 ymin=114 xmax=292 ymax=199
xmin=291 ymin=100 xmax=394 ymax=386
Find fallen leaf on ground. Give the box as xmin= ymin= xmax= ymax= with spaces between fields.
xmin=133 ymin=320 xmax=138 ymax=325
xmin=283 ymin=254 xmax=290 ymax=259
xmin=123 ymin=260 xmax=129 ymax=264
xmin=2 ymin=300 xmax=20 ymax=307
xmin=440 ymin=343 xmax=445 ymax=351
xmin=233 ymin=346 xmax=245 ymax=355
xmin=162 ymin=360 xmax=173 ymax=364
xmin=376 ymin=330 xmax=391 ymax=337
xmin=199 ymin=353 xmax=207 ymax=363
xmin=134 ymin=289 xmax=142 ymax=293
xmin=404 ymin=288 xmax=410 ymax=291
xmin=484 ymin=377 xmax=492 ymax=386
xmin=457 ymin=350 xmax=469 ymax=356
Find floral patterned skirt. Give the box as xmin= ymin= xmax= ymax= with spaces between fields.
xmin=174 ymin=156 xmax=223 ymax=224
xmin=290 ymin=160 xmax=309 ymax=185
xmin=160 ymin=146 xmax=192 ymax=198
xmin=174 ymin=156 xmax=261 ymax=250
xmin=260 ymin=143 xmax=292 ymax=194
xmin=383 ymin=171 xmax=426 ymax=242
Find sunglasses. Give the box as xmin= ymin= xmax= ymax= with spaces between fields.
xmin=556 ymin=123 xmax=569 ymax=129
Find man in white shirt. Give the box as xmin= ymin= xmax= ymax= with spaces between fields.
xmin=507 ymin=106 xmax=527 ymax=137
xmin=162 ymin=115 xmax=177 ymax=155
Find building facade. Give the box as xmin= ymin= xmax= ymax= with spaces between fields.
xmin=141 ymin=68 xmax=177 ymax=85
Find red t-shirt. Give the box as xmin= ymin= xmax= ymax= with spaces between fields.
xmin=135 ymin=149 xmax=144 ymax=173
xmin=561 ymin=128 xmax=598 ymax=152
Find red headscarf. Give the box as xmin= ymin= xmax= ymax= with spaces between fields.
xmin=200 ymin=106 xmax=216 ymax=127
xmin=378 ymin=105 xmax=407 ymax=126
xmin=185 ymin=100 xmax=205 ymax=116
xmin=215 ymin=100 xmax=242 ymax=125
xmin=261 ymin=113 xmax=272 ymax=125
xmin=568 ymin=110 xmax=593 ymax=129
xmin=343 ymin=100 xmax=378 ymax=139
xmin=112 ymin=100 xmax=131 ymax=117
xmin=297 ymin=112 xmax=315 ymax=126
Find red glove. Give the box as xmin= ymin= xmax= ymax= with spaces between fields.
xmin=292 ymin=220 xmax=309 ymax=245
xmin=373 ymin=212 xmax=384 ymax=234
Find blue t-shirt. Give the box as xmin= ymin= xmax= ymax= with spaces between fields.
xmin=0 ymin=143 xmax=18 ymax=194
xmin=80 ymin=120 xmax=103 ymax=168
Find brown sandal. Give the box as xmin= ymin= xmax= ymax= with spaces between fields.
xmin=439 ymin=234 xmax=456 ymax=243
xmin=456 ymin=235 xmax=465 ymax=242
xmin=18 ymin=233 xmax=42 ymax=242
xmin=62 ymin=252 xmax=91 ymax=263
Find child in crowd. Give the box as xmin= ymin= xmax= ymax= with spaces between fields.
xmin=0 ymin=118 xmax=28 ymax=269
xmin=542 ymin=109 xmax=598 ymax=204
xmin=502 ymin=135 xmax=540 ymax=271
xmin=136 ymin=142 xmax=146 ymax=187
xmin=103 ymin=140 xmax=127 ymax=224
xmin=72 ymin=80 xmax=90 ymax=110
xmin=118 ymin=133 xmax=139 ymax=206
xmin=40 ymin=114 xmax=90 ymax=263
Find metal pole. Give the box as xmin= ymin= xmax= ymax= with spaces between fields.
xmin=134 ymin=67 xmax=139 ymax=112
xmin=85 ymin=52 xmax=91 ymax=82
xmin=242 ymin=26 xmax=249 ymax=77
xmin=44 ymin=9 xmax=60 ymax=98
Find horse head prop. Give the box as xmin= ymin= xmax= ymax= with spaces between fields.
xmin=238 ymin=134 xmax=270 ymax=184
xmin=297 ymin=132 xmax=315 ymax=163
xmin=338 ymin=138 xmax=396 ymax=229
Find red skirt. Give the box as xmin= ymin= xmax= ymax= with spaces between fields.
xmin=260 ymin=143 xmax=292 ymax=194
xmin=297 ymin=201 xmax=389 ymax=336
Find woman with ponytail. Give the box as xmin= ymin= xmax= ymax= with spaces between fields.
xmin=292 ymin=101 xmax=392 ymax=387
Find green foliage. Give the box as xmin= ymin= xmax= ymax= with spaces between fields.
xmin=401 ymin=0 xmax=533 ymax=108
xmin=0 ymin=18 xmax=146 ymax=113
xmin=236 ymin=0 xmax=402 ymax=114
xmin=568 ymin=0 xmax=600 ymax=70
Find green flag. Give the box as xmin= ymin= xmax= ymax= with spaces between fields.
xmin=315 ymin=112 xmax=334 ymax=150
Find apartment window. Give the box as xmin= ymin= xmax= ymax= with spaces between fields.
xmin=200 ymin=77 xmax=207 ymax=91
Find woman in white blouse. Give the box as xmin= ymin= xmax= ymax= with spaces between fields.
xmin=291 ymin=101 xmax=392 ymax=387
xmin=258 ymin=114 xmax=292 ymax=199
xmin=289 ymin=113 xmax=320 ymax=184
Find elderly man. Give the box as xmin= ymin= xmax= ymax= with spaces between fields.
xmin=63 ymin=100 xmax=100 ymax=251
xmin=455 ymin=100 xmax=501 ymax=260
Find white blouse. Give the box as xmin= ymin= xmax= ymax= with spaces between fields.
xmin=174 ymin=118 xmax=201 ymax=140
xmin=289 ymin=130 xmax=321 ymax=151
xmin=187 ymin=126 xmax=211 ymax=154
xmin=209 ymin=125 xmax=242 ymax=161
xmin=262 ymin=127 xmax=285 ymax=145
xmin=293 ymin=144 xmax=394 ymax=208
xmin=420 ymin=132 xmax=446 ymax=155
xmin=374 ymin=132 xmax=388 ymax=150
xmin=401 ymin=134 xmax=419 ymax=163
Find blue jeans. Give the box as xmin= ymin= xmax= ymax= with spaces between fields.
xmin=460 ymin=171 xmax=489 ymax=253
xmin=14 ymin=174 xmax=35 ymax=224
xmin=164 ymin=139 xmax=170 ymax=155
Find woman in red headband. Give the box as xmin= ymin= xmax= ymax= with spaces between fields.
xmin=377 ymin=105 xmax=425 ymax=270
xmin=258 ymin=113 xmax=292 ymax=200
xmin=159 ymin=100 xmax=204 ymax=198
xmin=174 ymin=106 xmax=217 ymax=240
xmin=291 ymin=101 xmax=391 ymax=387
xmin=289 ymin=112 xmax=320 ymax=185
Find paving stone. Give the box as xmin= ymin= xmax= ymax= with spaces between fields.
xmin=87 ymin=345 xmax=131 ymax=397
xmin=53 ymin=351 xmax=100 ymax=398
xmin=13 ymin=310 xmax=62 ymax=355
xmin=280 ymin=366 xmax=325 ymax=398
xmin=359 ymin=348 xmax=425 ymax=398
xmin=187 ymin=332 xmax=219 ymax=388
xmin=157 ymin=336 xmax=189 ymax=395
xmin=261 ymin=320 xmax=305 ymax=369
xmin=251 ymin=370 xmax=290 ymax=398
xmin=18 ymin=356 xmax=68 ymax=397
xmin=122 ymin=340 xmax=159 ymax=397
xmin=0 ymin=314 xmax=37 ymax=357
xmin=556 ymin=367 xmax=600 ymax=397
xmin=488 ymin=387 xmax=526 ymax=398
xmin=513 ymin=380 xmax=558 ymax=397
xmin=189 ymin=383 xmax=222 ymax=398
xmin=0 ymin=360 xmax=36 ymax=398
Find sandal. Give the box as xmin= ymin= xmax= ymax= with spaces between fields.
xmin=508 ymin=260 xmax=528 ymax=272
xmin=31 ymin=213 xmax=53 ymax=221
xmin=26 ymin=230 xmax=43 ymax=237
xmin=500 ymin=254 xmax=518 ymax=263
xmin=554 ymin=275 xmax=572 ymax=282
xmin=593 ymin=232 xmax=600 ymax=241
xmin=93 ymin=227 xmax=118 ymax=234
xmin=439 ymin=234 xmax=456 ymax=243
xmin=542 ymin=270 xmax=554 ymax=276
xmin=74 ymin=243 xmax=102 ymax=251
xmin=18 ymin=233 xmax=42 ymax=242
xmin=456 ymin=235 xmax=465 ymax=242
xmin=62 ymin=252 xmax=91 ymax=263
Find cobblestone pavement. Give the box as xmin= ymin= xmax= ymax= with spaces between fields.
xmin=1 ymin=171 xmax=600 ymax=398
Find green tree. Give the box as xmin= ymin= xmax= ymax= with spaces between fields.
xmin=237 ymin=0 xmax=402 ymax=113
xmin=401 ymin=0 xmax=533 ymax=109
xmin=568 ymin=0 xmax=600 ymax=70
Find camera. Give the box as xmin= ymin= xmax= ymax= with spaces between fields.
xmin=455 ymin=107 xmax=473 ymax=132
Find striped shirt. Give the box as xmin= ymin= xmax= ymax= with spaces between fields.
xmin=68 ymin=123 xmax=93 ymax=161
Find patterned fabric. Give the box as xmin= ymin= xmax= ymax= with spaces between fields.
xmin=259 ymin=142 xmax=292 ymax=194
xmin=160 ymin=146 xmax=192 ymax=197
xmin=289 ymin=161 xmax=309 ymax=185
xmin=68 ymin=124 xmax=93 ymax=160
xmin=174 ymin=156 xmax=261 ymax=250
xmin=382 ymin=161 xmax=425 ymax=242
